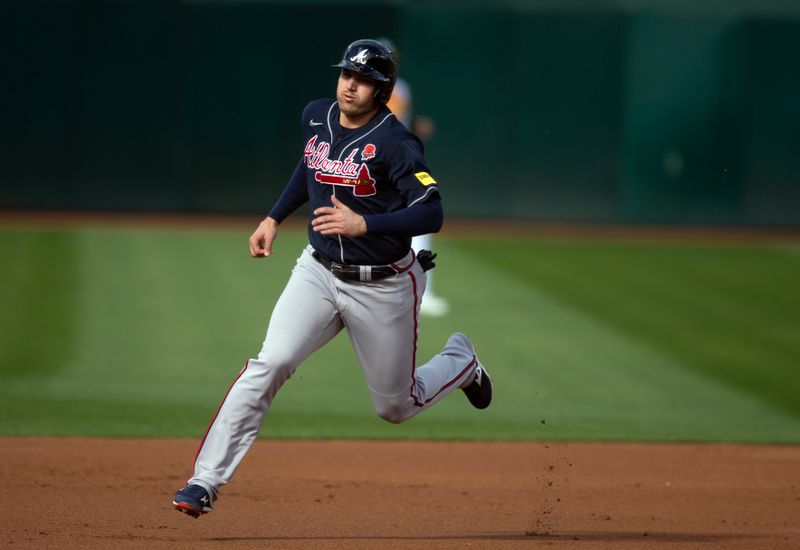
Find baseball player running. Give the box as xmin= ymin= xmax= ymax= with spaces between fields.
xmin=173 ymin=39 xmax=492 ymax=518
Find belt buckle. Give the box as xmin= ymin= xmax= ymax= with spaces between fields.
xmin=360 ymin=265 xmax=372 ymax=282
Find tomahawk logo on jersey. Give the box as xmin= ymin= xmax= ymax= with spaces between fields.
xmin=304 ymin=135 xmax=377 ymax=196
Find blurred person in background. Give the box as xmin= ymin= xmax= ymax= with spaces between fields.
xmin=381 ymin=38 xmax=449 ymax=317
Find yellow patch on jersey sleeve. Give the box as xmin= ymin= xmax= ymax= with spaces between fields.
xmin=414 ymin=172 xmax=437 ymax=186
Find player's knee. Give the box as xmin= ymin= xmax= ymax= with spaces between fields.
xmin=376 ymin=409 xmax=405 ymax=424
xmin=252 ymin=351 xmax=297 ymax=382
xmin=374 ymin=397 xmax=411 ymax=424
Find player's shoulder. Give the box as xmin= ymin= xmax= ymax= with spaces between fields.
xmin=383 ymin=115 xmax=424 ymax=154
xmin=301 ymin=98 xmax=337 ymax=124
xmin=378 ymin=109 xmax=418 ymax=141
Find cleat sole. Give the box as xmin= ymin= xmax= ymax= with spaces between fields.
xmin=173 ymin=501 xmax=205 ymax=518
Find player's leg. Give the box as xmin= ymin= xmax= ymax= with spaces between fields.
xmin=186 ymin=246 xmax=343 ymax=502
xmin=341 ymin=259 xmax=478 ymax=423
xmin=411 ymin=233 xmax=431 ymax=255
xmin=412 ymin=233 xmax=449 ymax=316
xmin=411 ymin=234 xmax=432 ymax=295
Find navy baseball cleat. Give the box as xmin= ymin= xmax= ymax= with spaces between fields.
xmin=173 ymin=484 xmax=212 ymax=518
xmin=462 ymin=362 xmax=492 ymax=409
xmin=449 ymin=332 xmax=492 ymax=409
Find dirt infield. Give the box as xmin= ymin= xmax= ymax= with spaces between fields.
xmin=2 ymin=438 xmax=798 ymax=549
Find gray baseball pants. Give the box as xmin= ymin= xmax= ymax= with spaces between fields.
xmin=187 ymin=245 xmax=478 ymax=501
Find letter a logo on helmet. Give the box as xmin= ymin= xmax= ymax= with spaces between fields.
xmin=350 ymin=49 xmax=369 ymax=65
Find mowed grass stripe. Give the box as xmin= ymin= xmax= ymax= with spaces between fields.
xmin=450 ymin=238 xmax=800 ymax=418
xmin=1 ymin=225 xmax=798 ymax=443
xmin=0 ymin=229 xmax=82 ymax=377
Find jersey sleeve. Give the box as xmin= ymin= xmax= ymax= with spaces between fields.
xmin=268 ymin=159 xmax=308 ymax=223
xmin=363 ymin=198 xmax=442 ymax=236
xmin=363 ymin=134 xmax=442 ymax=236
xmin=268 ymin=99 xmax=333 ymax=222
xmin=389 ymin=136 xmax=441 ymax=207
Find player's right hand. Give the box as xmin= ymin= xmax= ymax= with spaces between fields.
xmin=249 ymin=217 xmax=279 ymax=257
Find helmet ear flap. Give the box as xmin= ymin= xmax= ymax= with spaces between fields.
xmin=373 ymin=83 xmax=394 ymax=104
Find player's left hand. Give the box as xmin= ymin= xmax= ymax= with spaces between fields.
xmin=312 ymin=195 xmax=367 ymax=237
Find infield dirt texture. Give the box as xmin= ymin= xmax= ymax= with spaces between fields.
xmin=3 ymin=438 xmax=799 ymax=549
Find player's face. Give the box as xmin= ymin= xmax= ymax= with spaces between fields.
xmin=337 ymin=69 xmax=379 ymax=126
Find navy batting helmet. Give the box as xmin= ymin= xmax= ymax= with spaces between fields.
xmin=333 ymin=39 xmax=397 ymax=104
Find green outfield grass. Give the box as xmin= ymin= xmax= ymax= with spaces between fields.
xmin=1 ymin=222 xmax=799 ymax=443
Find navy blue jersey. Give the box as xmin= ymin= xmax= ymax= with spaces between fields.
xmin=269 ymin=98 xmax=442 ymax=265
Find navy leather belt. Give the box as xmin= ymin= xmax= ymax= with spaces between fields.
xmin=312 ymin=251 xmax=399 ymax=282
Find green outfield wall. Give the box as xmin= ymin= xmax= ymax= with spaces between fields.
xmin=2 ymin=1 xmax=799 ymax=225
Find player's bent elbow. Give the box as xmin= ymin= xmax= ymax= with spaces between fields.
xmin=426 ymin=200 xmax=444 ymax=234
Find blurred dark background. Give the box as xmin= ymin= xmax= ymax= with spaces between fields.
xmin=2 ymin=0 xmax=799 ymax=226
